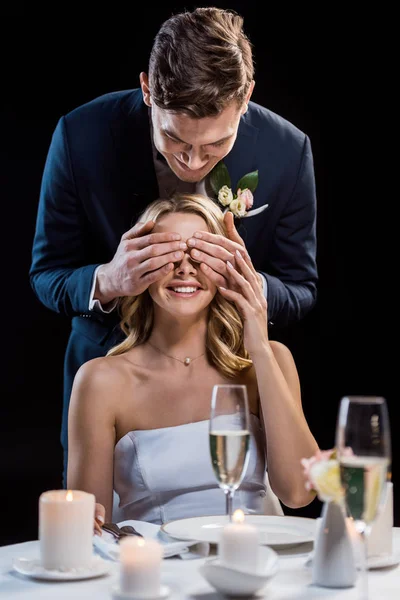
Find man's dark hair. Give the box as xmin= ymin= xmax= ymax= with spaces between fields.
xmin=148 ymin=7 xmax=254 ymax=118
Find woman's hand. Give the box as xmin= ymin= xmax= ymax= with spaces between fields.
xmin=94 ymin=502 xmax=105 ymax=536
xmin=218 ymin=249 xmax=270 ymax=356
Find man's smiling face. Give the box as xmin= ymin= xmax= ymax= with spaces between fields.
xmin=149 ymin=100 xmax=243 ymax=183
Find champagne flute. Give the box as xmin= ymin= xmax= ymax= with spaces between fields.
xmin=335 ymin=395 xmax=391 ymax=599
xmin=209 ymin=384 xmax=251 ymax=521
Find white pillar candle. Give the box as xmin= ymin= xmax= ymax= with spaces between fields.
xmin=219 ymin=509 xmax=260 ymax=571
xmin=119 ymin=536 xmax=163 ymax=597
xmin=39 ymin=489 xmax=95 ymax=570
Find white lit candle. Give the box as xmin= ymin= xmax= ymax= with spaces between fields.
xmin=219 ymin=509 xmax=260 ymax=571
xmin=39 ymin=489 xmax=95 ymax=570
xmin=119 ymin=536 xmax=163 ymax=597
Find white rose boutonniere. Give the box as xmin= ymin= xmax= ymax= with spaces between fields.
xmin=218 ymin=185 xmax=233 ymax=206
xmin=210 ymin=161 xmax=260 ymax=218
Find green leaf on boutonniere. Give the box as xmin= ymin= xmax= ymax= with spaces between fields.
xmin=236 ymin=170 xmax=259 ymax=193
xmin=209 ymin=161 xmax=231 ymax=195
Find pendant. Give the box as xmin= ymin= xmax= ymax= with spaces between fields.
xmin=184 ymin=357 xmax=191 ymax=366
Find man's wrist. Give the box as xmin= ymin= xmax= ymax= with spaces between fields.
xmin=94 ymin=264 xmax=117 ymax=307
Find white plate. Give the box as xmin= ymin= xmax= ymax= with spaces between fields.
xmin=12 ymin=555 xmax=113 ymax=581
xmin=367 ymin=552 xmax=400 ymax=570
xmin=305 ymin=551 xmax=400 ymax=571
xmin=161 ymin=515 xmax=316 ymax=548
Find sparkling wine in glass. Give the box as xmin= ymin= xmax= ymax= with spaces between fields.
xmin=335 ymin=395 xmax=391 ymax=599
xmin=209 ymin=384 xmax=251 ymax=520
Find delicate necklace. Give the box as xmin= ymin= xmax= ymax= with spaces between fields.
xmin=147 ymin=341 xmax=205 ymax=366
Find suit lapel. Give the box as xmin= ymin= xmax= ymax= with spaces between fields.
xmin=113 ymin=91 xmax=159 ymax=227
xmin=218 ymin=116 xmax=260 ymax=244
xmin=223 ymin=116 xmax=259 ymax=192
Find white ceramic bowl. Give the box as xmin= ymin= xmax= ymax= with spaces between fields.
xmin=199 ymin=546 xmax=279 ymax=596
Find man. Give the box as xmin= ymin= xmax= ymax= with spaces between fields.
xmin=30 ymin=7 xmax=318 ymax=481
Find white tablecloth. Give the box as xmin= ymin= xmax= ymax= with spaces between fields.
xmin=1 ymin=528 xmax=399 ymax=599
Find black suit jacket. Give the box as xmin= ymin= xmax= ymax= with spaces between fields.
xmin=29 ymin=88 xmax=318 ymax=455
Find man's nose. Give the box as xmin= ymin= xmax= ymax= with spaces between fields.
xmin=182 ymin=149 xmax=208 ymax=170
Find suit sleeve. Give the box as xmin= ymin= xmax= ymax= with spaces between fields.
xmin=29 ymin=116 xmax=101 ymax=316
xmin=260 ymin=135 xmax=318 ymax=327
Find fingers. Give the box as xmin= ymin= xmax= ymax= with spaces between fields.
xmin=218 ymin=284 xmax=248 ymax=315
xmin=136 ymin=249 xmax=186 ymax=278
xmin=122 ymin=239 xmax=187 ymax=283
xmin=139 ymin=240 xmax=187 ymax=261
xmin=221 ymin=252 xmax=266 ymax=314
xmin=199 ymin=263 xmax=228 ymax=288
xmin=94 ymin=521 xmax=102 ymax=536
xmin=138 ymin=262 xmax=174 ymax=286
xmin=133 ymin=231 xmax=183 ymax=251
xmin=122 ymin=221 xmax=183 ymax=246
xmin=187 ymin=250 xmax=229 ymax=280
xmin=124 ymin=231 xmax=182 ymax=251
xmin=94 ymin=503 xmax=105 ymax=536
xmin=233 ymin=250 xmax=262 ymax=296
xmin=226 ymin=259 xmax=254 ymax=303
xmin=187 ymin=237 xmax=235 ymax=264
xmin=219 ymin=254 xmax=257 ymax=314
xmin=224 ymin=211 xmax=245 ymax=246
xmin=121 ymin=220 xmax=155 ymax=241
xmin=189 ymin=231 xmax=243 ymax=256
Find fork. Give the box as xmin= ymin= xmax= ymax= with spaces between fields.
xmin=102 ymin=522 xmax=144 ymax=540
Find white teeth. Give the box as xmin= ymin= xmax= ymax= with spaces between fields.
xmin=173 ymin=287 xmax=197 ymax=293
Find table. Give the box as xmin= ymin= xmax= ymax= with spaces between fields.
xmin=1 ymin=529 xmax=399 ymax=598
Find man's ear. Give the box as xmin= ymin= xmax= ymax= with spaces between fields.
xmin=241 ymin=80 xmax=255 ymax=115
xmin=245 ymin=80 xmax=255 ymax=104
xmin=140 ymin=72 xmax=152 ymax=107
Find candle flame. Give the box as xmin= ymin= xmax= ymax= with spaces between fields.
xmin=232 ymin=509 xmax=245 ymax=523
xmin=66 ymin=490 xmax=73 ymax=502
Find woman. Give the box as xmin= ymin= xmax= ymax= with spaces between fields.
xmin=67 ymin=193 xmax=318 ymax=530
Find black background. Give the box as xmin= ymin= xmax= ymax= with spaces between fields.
xmin=1 ymin=2 xmax=395 ymax=546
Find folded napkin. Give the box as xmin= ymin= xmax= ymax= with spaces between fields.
xmin=93 ymin=519 xmax=210 ymax=561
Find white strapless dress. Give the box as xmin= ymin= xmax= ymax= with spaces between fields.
xmin=113 ymin=414 xmax=282 ymax=524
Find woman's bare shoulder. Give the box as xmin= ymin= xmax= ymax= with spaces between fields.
xmin=71 ymin=354 xmax=134 ymax=405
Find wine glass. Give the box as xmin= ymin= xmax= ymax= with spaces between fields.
xmin=209 ymin=384 xmax=251 ymax=521
xmin=335 ymin=395 xmax=391 ymax=599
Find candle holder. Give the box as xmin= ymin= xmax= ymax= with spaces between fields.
xmin=112 ymin=536 xmax=169 ymax=600
xmin=200 ymin=545 xmax=279 ymax=597
xmin=111 ymin=585 xmax=170 ymax=600
xmin=12 ymin=488 xmax=112 ymax=582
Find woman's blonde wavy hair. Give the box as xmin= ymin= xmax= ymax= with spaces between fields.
xmin=107 ymin=193 xmax=252 ymax=377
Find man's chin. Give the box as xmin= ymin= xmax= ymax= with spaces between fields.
xmin=167 ymin=157 xmax=215 ymax=183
